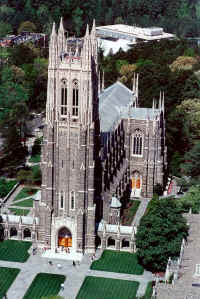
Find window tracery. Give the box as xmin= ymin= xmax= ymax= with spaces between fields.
xmin=61 ymin=79 xmax=67 ymax=116
xmin=72 ymin=80 xmax=79 ymax=117
xmin=132 ymin=129 xmax=143 ymax=156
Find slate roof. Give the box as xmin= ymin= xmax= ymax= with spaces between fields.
xmin=97 ymin=221 xmax=133 ymax=234
xmin=99 ymin=81 xmax=133 ymax=132
xmin=110 ymin=196 xmax=122 ymax=208
xmin=121 ymin=107 xmax=161 ymax=120
xmin=1 ymin=214 xmax=39 ymax=225
xmin=99 ymin=81 xmax=161 ymax=133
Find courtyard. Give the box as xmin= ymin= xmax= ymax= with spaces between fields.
xmin=0 ymin=238 xmax=153 ymax=298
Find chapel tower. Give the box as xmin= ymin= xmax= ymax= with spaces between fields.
xmin=38 ymin=19 xmax=99 ymax=253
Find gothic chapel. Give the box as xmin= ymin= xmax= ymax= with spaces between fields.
xmin=0 ymin=19 xmax=166 ymax=254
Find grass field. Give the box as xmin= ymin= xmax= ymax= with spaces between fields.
xmin=12 ymin=199 xmax=33 ymax=207
xmin=14 ymin=187 xmax=38 ymax=201
xmin=91 ymin=250 xmax=144 ymax=275
xmin=23 ymin=273 xmax=66 ymax=299
xmin=29 ymin=154 xmax=41 ymax=163
xmin=76 ymin=276 xmax=139 ymax=299
xmin=0 ymin=267 xmax=20 ymax=298
xmin=0 ymin=240 xmax=31 ymax=263
xmin=9 ymin=208 xmax=29 ymax=216
xmin=142 ymin=281 xmax=153 ymax=299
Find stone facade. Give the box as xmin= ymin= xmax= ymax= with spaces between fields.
xmin=0 ymin=19 xmax=166 ymax=254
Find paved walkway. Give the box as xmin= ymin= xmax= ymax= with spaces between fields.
xmin=0 ymin=250 xmax=153 ymax=299
xmin=0 ymin=254 xmax=91 ymax=299
xmin=132 ymin=198 xmax=149 ymax=226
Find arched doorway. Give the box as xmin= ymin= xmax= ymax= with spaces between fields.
xmin=121 ymin=238 xmax=130 ymax=249
xmin=23 ymin=228 xmax=31 ymax=239
xmin=0 ymin=224 xmax=4 ymax=241
xmin=58 ymin=227 xmax=72 ymax=248
xmin=10 ymin=227 xmax=17 ymax=238
xmin=107 ymin=237 xmax=115 ymax=248
xmin=131 ymin=171 xmax=142 ymax=198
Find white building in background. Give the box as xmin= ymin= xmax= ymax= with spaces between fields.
xmin=97 ymin=24 xmax=175 ymax=56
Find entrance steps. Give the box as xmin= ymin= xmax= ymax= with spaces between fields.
xmin=42 ymin=248 xmax=83 ymax=261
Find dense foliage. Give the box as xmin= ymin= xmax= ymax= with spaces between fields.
xmin=177 ymin=185 xmax=200 ymax=213
xmin=0 ymin=178 xmax=17 ymax=197
xmin=136 ymin=198 xmax=188 ymax=272
xmin=0 ymin=0 xmax=200 ymax=37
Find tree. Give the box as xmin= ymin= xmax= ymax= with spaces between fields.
xmin=170 ymin=56 xmax=200 ymax=72
xmin=176 ymin=99 xmax=200 ymax=144
xmin=136 ymin=198 xmax=188 ymax=272
xmin=18 ymin=21 xmax=37 ymax=34
xmin=181 ymin=142 xmax=200 ymax=183
xmin=17 ymin=169 xmax=33 ymax=185
xmin=32 ymin=137 xmax=42 ymax=156
xmin=0 ymin=21 xmax=12 ymax=37
xmin=176 ymin=185 xmax=200 ymax=213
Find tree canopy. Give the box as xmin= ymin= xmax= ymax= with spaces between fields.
xmin=0 ymin=0 xmax=200 ymax=37
xmin=136 ymin=198 xmax=188 ymax=272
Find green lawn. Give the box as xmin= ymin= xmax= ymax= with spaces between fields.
xmin=23 ymin=273 xmax=66 ymax=299
xmin=14 ymin=187 xmax=38 ymax=201
xmin=76 ymin=276 xmax=139 ymax=299
xmin=142 ymin=281 xmax=153 ymax=299
xmin=29 ymin=154 xmax=41 ymax=163
xmin=0 ymin=240 xmax=31 ymax=263
xmin=122 ymin=200 xmax=141 ymax=225
xmin=91 ymin=250 xmax=144 ymax=275
xmin=0 ymin=178 xmax=17 ymax=198
xmin=12 ymin=199 xmax=33 ymax=207
xmin=0 ymin=267 xmax=20 ymax=298
xmin=9 ymin=208 xmax=30 ymax=216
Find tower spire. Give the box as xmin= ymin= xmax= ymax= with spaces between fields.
xmin=58 ymin=17 xmax=66 ymax=54
xmin=49 ymin=22 xmax=58 ymax=68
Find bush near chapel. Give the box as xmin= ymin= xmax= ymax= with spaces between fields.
xmin=136 ymin=198 xmax=188 ymax=272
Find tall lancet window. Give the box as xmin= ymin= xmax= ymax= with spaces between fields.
xmin=60 ymin=191 xmax=64 ymax=209
xmin=133 ymin=129 xmax=143 ymax=156
xmin=72 ymin=80 xmax=79 ymax=117
xmin=70 ymin=191 xmax=75 ymax=210
xmin=61 ymin=79 xmax=67 ymax=116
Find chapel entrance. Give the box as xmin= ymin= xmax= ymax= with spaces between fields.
xmin=58 ymin=227 xmax=72 ymax=247
xmin=131 ymin=171 xmax=142 ymax=197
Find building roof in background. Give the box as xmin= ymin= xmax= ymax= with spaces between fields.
xmin=97 ymin=24 xmax=175 ymax=42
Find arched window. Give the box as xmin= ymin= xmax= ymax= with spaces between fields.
xmin=61 ymin=79 xmax=67 ymax=116
xmin=72 ymin=80 xmax=79 ymax=117
xmin=71 ymin=191 xmax=75 ymax=210
xmin=60 ymin=191 xmax=64 ymax=209
xmin=133 ymin=129 xmax=143 ymax=156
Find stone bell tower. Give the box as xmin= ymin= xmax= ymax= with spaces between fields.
xmin=38 ymin=19 xmax=99 ymax=253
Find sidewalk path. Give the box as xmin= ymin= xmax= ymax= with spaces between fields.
xmin=0 ymin=251 xmax=153 ymax=299
xmin=132 ymin=198 xmax=149 ymax=226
